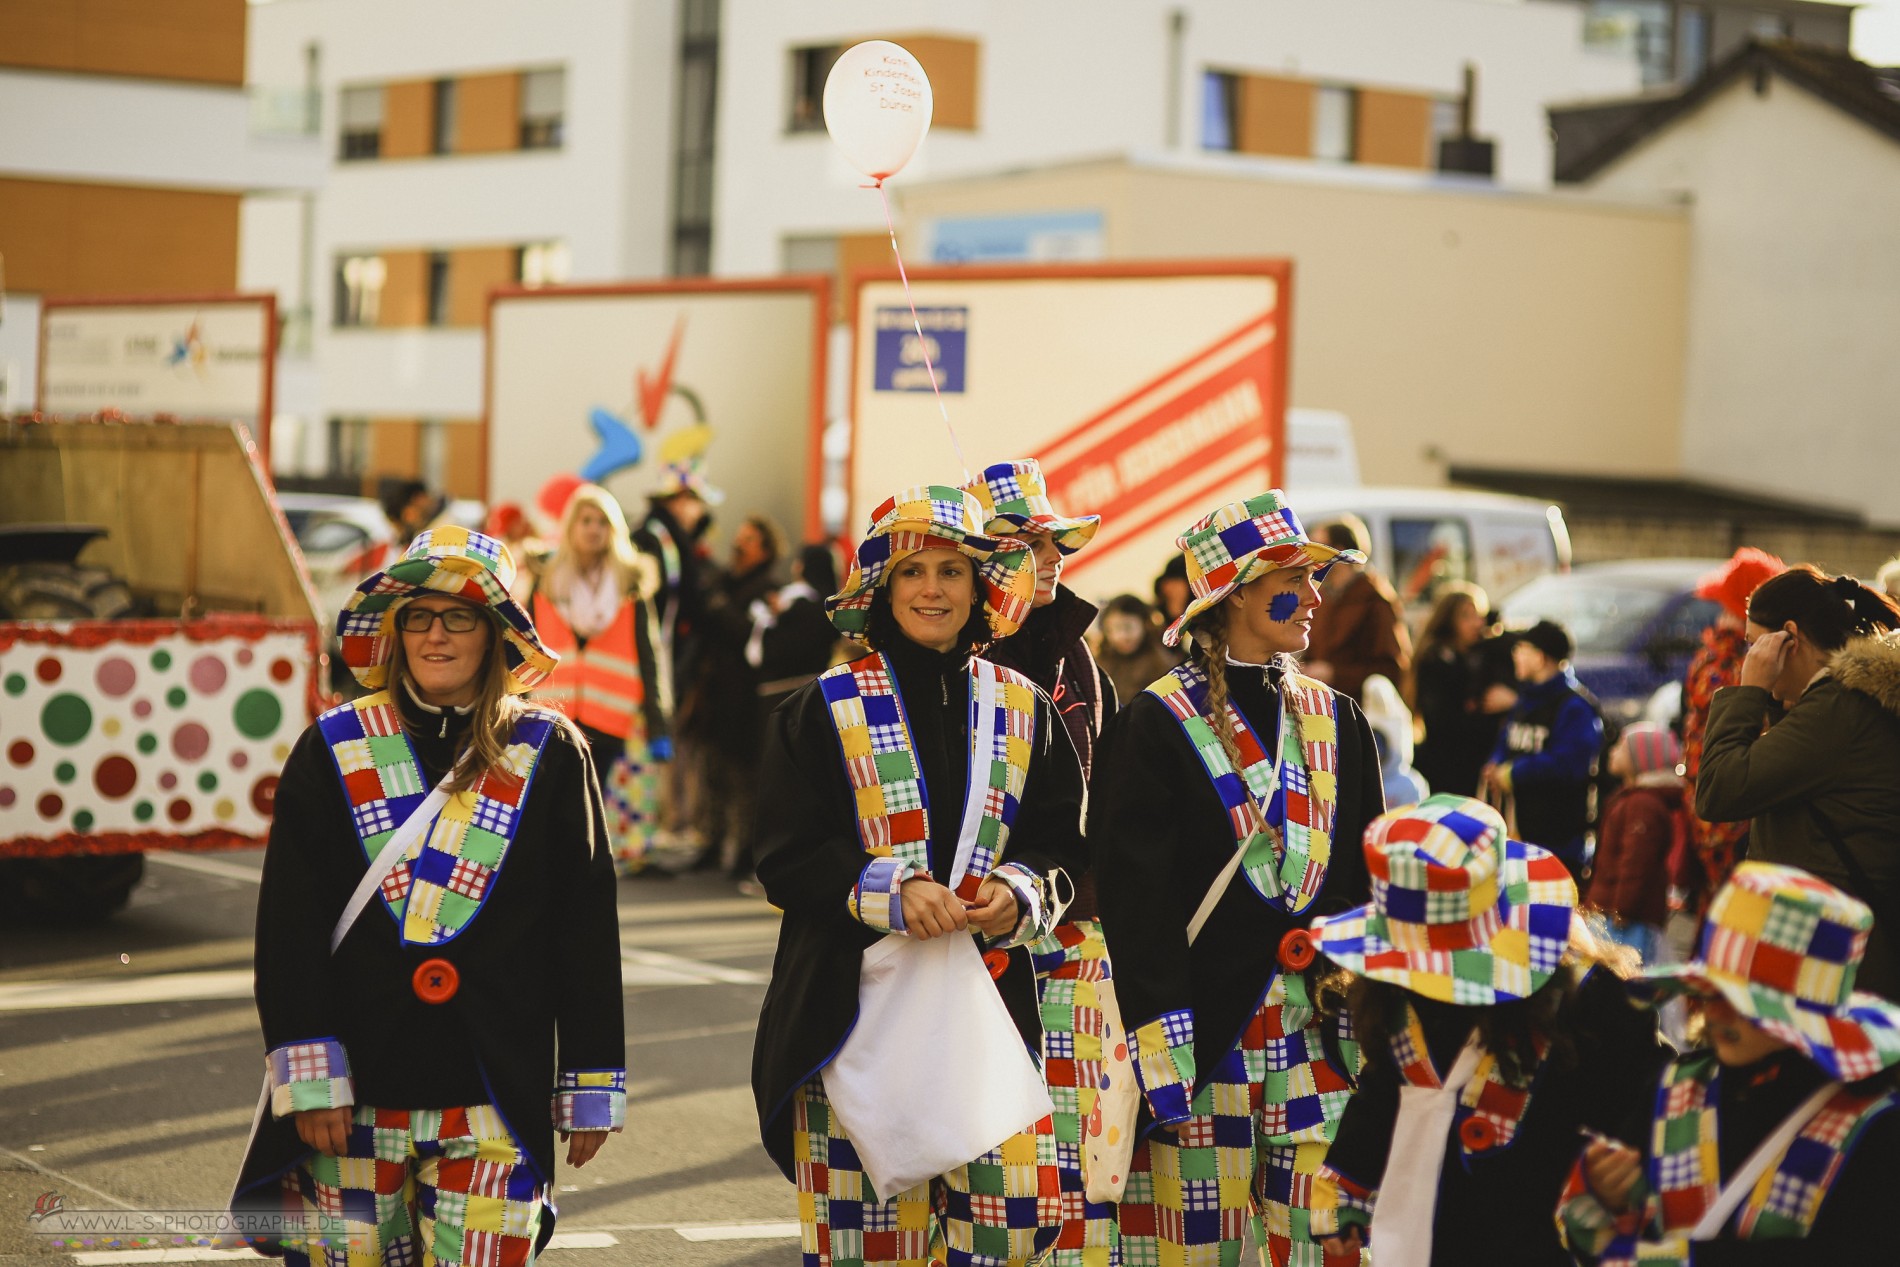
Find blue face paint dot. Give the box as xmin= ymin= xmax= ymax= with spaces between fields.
xmin=1268 ymin=592 xmax=1301 ymax=622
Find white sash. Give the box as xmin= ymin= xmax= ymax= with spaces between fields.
xmin=1690 ymin=1080 xmax=1840 ymax=1241
xmin=1370 ymin=1035 xmax=1485 ymax=1267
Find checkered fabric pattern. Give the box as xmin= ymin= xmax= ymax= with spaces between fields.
xmin=1027 ymin=920 xmax=1120 ymax=1266
xmin=825 ymin=486 xmax=1035 ymax=645
xmin=268 ymin=1039 xmax=355 ymax=1117
xmin=551 ymin=1070 xmax=626 ymax=1132
xmin=1129 ymin=1010 xmax=1198 ymax=1128
xmin=1309 ymin=794 xmax=1578 ymax=1007
xmin=1118 ymin=976 xmax=1361 ymax=1267
xmin=319 ymin=695 xmax=557 ymax=945
xmin=791 ymin=1078 xmax=1061 ymax=1267
xmin=601 ymin=712 xmax=662 ymax=876
xmin=1161 ymin=491 xmax=1365 ymax=648
xmin=960 ymin=459 xmax=1101 ymax=555
xmin=276 ymin=1103 xmax=542 ymax=1267
xmin=1146 ymin=666 xmax=1342 ymax=916
xmin=1378 ymin=1002 xmax=1546 ymax=1162
xmin=651 ymin=458 xmax=723 ymax=503
xmin=1630 ymin=862 xmax=1900 ymax=1082
xmin=336 ymin=527 xmax=556 ymax=695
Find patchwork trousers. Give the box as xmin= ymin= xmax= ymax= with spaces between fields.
xmin=1115 ymin=977 xmax=1363 ymax=1267
xmin=792 ymin=1077 xmax=1064 ymax=1267
xmin=277 ymin=1103 xmax=543 ymax=1267
xmin=1029 ymin=919 xmax=1123 ymax=1266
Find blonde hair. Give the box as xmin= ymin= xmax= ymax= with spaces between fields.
xmin=547 ymin=483 xmax=657 ymax=603
xmin=1185 ymin=606 xmax=1245 ymax=774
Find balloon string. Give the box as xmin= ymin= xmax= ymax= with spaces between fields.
xmin=871 ymin=178 xmax=969 ymax=482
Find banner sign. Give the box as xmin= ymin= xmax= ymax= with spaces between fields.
xmin=873 ymin=306 xmax=967 ymax=393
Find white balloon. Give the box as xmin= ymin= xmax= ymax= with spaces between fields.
xmin=822 ymin=40 xmax=934 ymax=181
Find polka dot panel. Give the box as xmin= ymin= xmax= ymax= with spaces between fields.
xmin=0 ymin=632 xmax=308 ymax=842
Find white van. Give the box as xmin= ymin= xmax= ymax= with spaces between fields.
xmin=1288 ymin=485 xmax=1571 ymax=612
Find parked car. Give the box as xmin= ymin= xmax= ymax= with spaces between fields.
xmin=277 ymin=493 xmax=397 ymax=621
xmin=1500 ymin=558 xmax=1726 ymax=724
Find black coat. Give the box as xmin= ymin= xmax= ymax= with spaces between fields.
xmin=1412 ymin=644 xmax=1504 ymax=800
xmin=233 ymin=694 xmax=624 ymax=1208
xmin=1091 ymin=660 xmax=1383 ymax=1129
xmin=983 ymin=584 xmax=1116 ymax=779
xmin=749 ymin=634 xmax=1089 ymax=1178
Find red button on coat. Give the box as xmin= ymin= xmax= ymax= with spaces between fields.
xmin=983 ymin=949 xmax=1011 ymax=980
xmin=413 ymin=958 xmax=459 ymax=1004
xmin=1278 ymin=929 xmax=1317 ymax=972
xmin=1459 ymin=1115 xmax=1498 ymax=1151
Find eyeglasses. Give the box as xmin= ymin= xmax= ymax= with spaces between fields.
xmin=395 ymin=606 xmax=487 ymax=634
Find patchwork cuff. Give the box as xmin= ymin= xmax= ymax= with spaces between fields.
xmin=1129 ymin=1009 xmax=1197 ymax=1126
xmin=1554 ymin=1155 xmax=1643 ymax=1258
xmin=988 ymin=863 xmax=1046 ymax=948
xmin=1308 ymin=1164 xmax=1374 ymax=1238
xmin=553 ymin=1069 xmax=627 ymax=1132
xmin=849 ymin=858 xmax=920 ymax=933
xmin=267 ymin=1039 xmax=355 ymax=1118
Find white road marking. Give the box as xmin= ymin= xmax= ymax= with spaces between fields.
xmin=146 ymin=852 xmax=266 ymax=884
xmin=626 ymin=1019 xmax=757 ymax=1046
xmin=543 ymin=1231 xmax=620 ymax=1249
xmin=675 ymin=1221 xmax=801 ymax=1242
xmin=620 ymin=945 xmax=768 ymax=986
xmin=71 ymin=1251 xmax=258 ymax=1265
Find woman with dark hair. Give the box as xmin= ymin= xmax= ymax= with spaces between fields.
xmin=1410 ymin=584 xmax=1514 ymax=799
xmin=746 ymin=541 xmax=843 ymax=718
xmin=1698 ymin=563 xmax=1900 ymax=995
xmin=1091 ymin=491 xmax=1386 ymax=1267
xmin=1097 ymin=593 xmax=1179 ymax=705
xmin=750 ymin=487 xmax=1088 ymax=1266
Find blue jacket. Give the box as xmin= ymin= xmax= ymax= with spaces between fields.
xmin=1493 ymin=668 xmax=1602 ymax=863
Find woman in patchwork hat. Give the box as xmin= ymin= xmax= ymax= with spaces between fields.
xmin=1303 ymin=795 xmax=1669 ymax=1267
xmin=1559 ymin=862 xmax=1900 ymax=1262
xmin=1089 ymin=490 xmax=1387 ymax=1267
xmin=749 ymin=486 xmax=1088 ymax=1267
xmin=231 ymin=528 xmax=627 ymax=1265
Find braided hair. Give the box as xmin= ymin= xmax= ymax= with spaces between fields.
xmin=1184 ymin=607 xmax=1244 ymax=774
xmin=1747 ymin=564 xmax=1900 ymax=653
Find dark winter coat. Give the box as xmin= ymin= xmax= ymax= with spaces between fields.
xmin=752 ymin=583 xmax=843 ymax=718
xmin=1413 ymin=643 xmax=1506 ymax=800
xmin=1588 ymin=781 xmax=1686 ymax=929
xmin=1492 ymin=669 xmax=1602 ymax=869
xmin=697 ymin=559 xmax=779 ymax=759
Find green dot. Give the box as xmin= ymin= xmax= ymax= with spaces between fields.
xmin=166 ymin=686 xmax=188 ymax=709
xmin=234 ymin=688 xmax=283 ymax=739
xmin=137 ymin=733 xmax=158 ymax=754
xmin=197 ymin=771 xmax=218 ymax=792
xmin=134 ymin=801 xmax=154 ymax=822
xmin=73 ymin=810 xmax=94 ymax=831
xmin=3 ymin=673 xmax=25 ymax=696
xmin=54 ymin=762 xmax=76 ymax=783
xmin=41 ymin=693 xmax=93 ymax=745
xmin=151 ymin=650 xmax=172 ymax=670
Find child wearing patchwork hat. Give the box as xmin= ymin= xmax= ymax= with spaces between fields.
xmin=1089 ymin=490 xmax=1388 ymax=1267
xmin=1558 ymin=862 xmax=1900 ymax=1263
xmin=231 ymin=528 xmax=627 ymax=1267
xmin=749 ymin=485 xmax=1088 ymax=1267
xmin=1304 ymin=794 xmax=1671 ymax=1267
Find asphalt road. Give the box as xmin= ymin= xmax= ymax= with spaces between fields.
xmin=0 ymin=851 xmax=794 ymax=1266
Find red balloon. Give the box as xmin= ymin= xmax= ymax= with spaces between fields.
xmin=537 ymin=473 xmax=585 ymax=526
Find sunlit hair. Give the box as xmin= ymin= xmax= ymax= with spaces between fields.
xmin=1418 ymin=583 xmax=1492 ymax=657
xmin=1182 ymin=587 xmax=1299 ymax=774
xmin=547 ymin=483 xmax=657 ymax=603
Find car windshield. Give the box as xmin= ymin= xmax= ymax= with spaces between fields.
xmin=1501 ymin=580 xmax=1674 ymax=656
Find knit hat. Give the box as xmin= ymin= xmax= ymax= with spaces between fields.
xmin=1630 ymin=863 xmax=1900 ymax=1082
xmin=1617 ymin=722 xmax=1682 ymax=777
xmin=1695 ymin=547 xmax=1786 ymax=621
xmin=825 ymin=486 xmax=1035 ymax=645
xmin=1163 ymin=490 xmax=1365 ymax=648
xmin=1514 ymin=620 xmax=1572 ymax=664
xmin=1308 ymin=795 xmax=1578 ymax=1006
xmin=337 ymin=526 xmax=556 ymax=695
xmin=961 ymin=459 xmax=1100 ymax=555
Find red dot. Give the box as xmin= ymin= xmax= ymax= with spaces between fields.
xmin=251 ymin=775 xmax=280 ymax=817
xmin=0 ymin=787 xmax=14 ymax=808
xmin=36 ymin=657 xmax=62 ymax=684
xmin=95 ymin=756 xmax=138 ymax=799
xmin=236 ymin=648 xmax=255 ymax=666
xmin=7 ymin=739 xmax=33 ymax=766
xmin=38 ymin=792 xmax=64 ymax=819
xmin=158 ymin=772 xmax=178 ymax=790
xmin=167 ymin=798 xmax=193 ymax=823
xmin=230 ymin=750 xmax=249 ymax=770
xmin=270 ymin=659 xmax=295 ymax=683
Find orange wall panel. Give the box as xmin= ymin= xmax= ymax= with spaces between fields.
xmin=382 ymin=80 xmax=436 ymax=159
xmin=442 ymin=421 xmax=485 ymax=499
xmin=448 ymin=247 xmax=519 ymax=327
xmin=455 ymin=72 xmax=521 ymax=153
xmin=368 ymin=418 xmax=422 ymax=478
xmin=0 ymin=0 xmax=246 ymax=87
xmin=887 ymin=35 xmax=979 ymax=130
xmin=0 ymin=177 xmax=237 ymax=296
xmin=1236 ymin=74 xmax=1311 ymax=159
xmin=377 ymin=250 xmax=429 ymax=327
xmin=1357 ymin=89 xmax=1435 ymax=169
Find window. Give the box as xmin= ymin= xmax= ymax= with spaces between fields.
xmin=1389 ymin=517 xmax=1474 ymax=607
xmin=517 ymin=241 xmax=571 ymax=287
xmin=425 ymin=252 xmax=451 ymax=325
xmin=432 ymin=78 xmax=457 ymax=154
xmin=1677 ymin=5 xmax=1710 ymax=81
xmin=1312 ymin=85 xmax=1357 ymax=162
xmin=1201 ymin=71 xmax=1239 ymax=151
xmin=520 ymin=68 xmax=565 ymax=148
xmin=334 ymin=254 xmax=386 ymax=327
xmin=788 ymin=43 xmax=842 ymax=132
xmin=1584 ymin=3 xmax=1674 ymax=87
xmin=326 ymin=417 xmax=372 ymax=476
xmin=672 ymin=0 xmax=720 ymax=276
xmin=338 ymin=85 xmax=383 ymax=159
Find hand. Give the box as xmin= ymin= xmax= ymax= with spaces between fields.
xmin=1741 ymin=629 xmax=1793 ymax=690
xmin=965 ymin=876 xmax=1020 ymax=937
xmin=900 ymin=877 xmax=969 ymax=940
xmin=765 ymin=592 xmax=783 ymax=614
xmin=1583 ymin=1139 xmax=1642 ymax=1213
xmin=1319 ymin=1226 xmax=1365 ymax=1260
xmin=1481 ymin=684 xmax=1518 ymax=713
xmin=293 ymin=1106 xmax=353 ymax=1157
xmin=1305 ymin=659 xmax=1335 ymax=684
xmin=562 ymin=1129 xmax=609 ymax=1169
xmin=1480 ymin=763 xmax=1502 ymax=793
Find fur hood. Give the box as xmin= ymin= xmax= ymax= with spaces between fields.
xmin=1830 ymin=629 xmax=1900 ymax=720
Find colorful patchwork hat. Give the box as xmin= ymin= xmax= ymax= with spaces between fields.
xmin=962 ymin=459 xmax=1100 ymax=555
xmin=337 ymin=526 xmax=557 ymax=695
xmin=651 ymin=458 xmax=725 ymax=505
xmin=1163 ymin=490 xmax=1365 ymax=647
xmin=1309 ymin=795 xmax=1579 ymax=1005
xmin=826 ymin=485 xmax=1035 ymax=645
xmin=1629 ymin=862 xmax=1900 ymax=1082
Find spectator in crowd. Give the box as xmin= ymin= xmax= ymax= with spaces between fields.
xmin=698 ymin=514 xmax=784 ymax=876
xmin=1696 ymin=564 xmax=1900 ymax=997
xmin=1412 ymin=584 xmax=1516 ymax=799
xmin=1152 ymin=554 xmax=1190 ymax=633
xmin=382 ymin=479 xmax=441 ymax=551
xmin=1587 ymin=723 xmax=1686 ymax=965
xmin=1095 ymin=593 xmax=1179 ymax=704
xmin=746 ymin=542 xmax=843 ymax=721
xmin=1302 ymin=516 xmax=1413 ymax=704
xmin=1361 ymin=673 xmax=1430 ymax=809
xmin=1483 ymin=620 xmax=1602 ymax=879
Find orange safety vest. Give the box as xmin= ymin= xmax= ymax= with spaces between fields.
xmin=532 ymin=592 xmax=646 ymax=739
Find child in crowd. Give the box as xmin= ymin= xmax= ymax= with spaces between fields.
xmin=1307 ymin=795 xmax=1672 ymax=1267
xmin=1587 ymin=722 xmax=1686 ymax=966
xmin=1560 ymin=863 xmax=1900 ymax=1262
xmin=1483 ymin=620 xmax=1603 ymax=879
